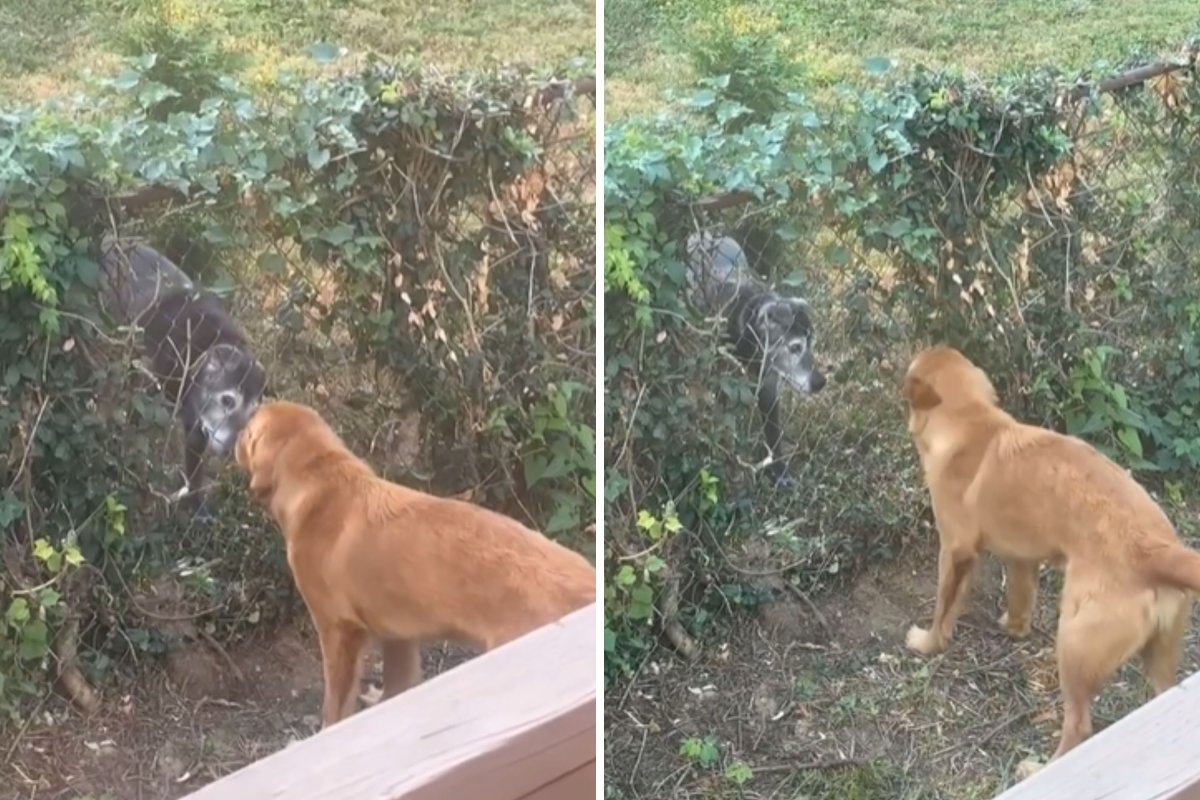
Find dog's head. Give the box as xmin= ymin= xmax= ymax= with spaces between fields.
xmin=235 ymin=400 xmax=324 ymax=505
xmin=757 ymin=298 xmax=826 ymax=395
xmin=187 ymin=343 xmax=268 ymax=457
xmin=901 ymin=346 xmax=998 ymax=430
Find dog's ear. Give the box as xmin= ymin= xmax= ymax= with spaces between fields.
xmin=248 ymin=471 xmax=274 ymax=505
xmin=760 ymin=299 xmax=796 ymax=331
xmin=902 ymin=374 xmax=941 ymax=411
xmin=785 ymin=298 xmax=811 ymax=332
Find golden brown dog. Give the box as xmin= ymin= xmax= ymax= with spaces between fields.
xmin=902 ymin=345 xmax=1200 ymax=775
xmin=235 ymin=400 xmax=596 ymax=728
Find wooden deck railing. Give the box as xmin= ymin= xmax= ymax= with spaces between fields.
xmin=179 ymin=603 xmax=596 ymax=800
xmin=994 ymin=669 xmax=1200 ymax=800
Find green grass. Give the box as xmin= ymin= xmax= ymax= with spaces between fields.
xmin=0 ymin=0 xmax=595 ymax=101
xmin=605 ymin=0 xmax=1200 ymax=117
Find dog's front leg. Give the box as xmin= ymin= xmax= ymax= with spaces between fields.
xmin=907 ymin=543 xmax=978 ymax=655
xmin=381 ymin=638 xmax=422 ymax=699
xmin=756 ymin=373 xmax=793 ymax=486
xmin=315 ymin=621 xmax=367 ymax=728
xmin=999 ymin=557 xmax=1039 ymax=638
xmin=182 ymin=431 xmax=213 ymax=523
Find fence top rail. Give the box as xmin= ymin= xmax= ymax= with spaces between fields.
xmin=994 ymin=669 xmax=1200 ymax=800
xmin=178 ymin=603 xmax=597 ymax=800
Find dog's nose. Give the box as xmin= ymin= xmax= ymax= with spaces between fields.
xmin=811 ymin=371 xmax=827 ymax=392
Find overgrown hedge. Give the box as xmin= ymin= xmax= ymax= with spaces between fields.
xmin=604 ymin=40 xmax=1200 ymax=681
xmin=0 ymin=50 xmax=595 ymax=716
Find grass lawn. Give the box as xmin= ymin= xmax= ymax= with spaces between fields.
xmin=605 ymin=0 xmax=1200 ymax=117
xmin=0 ymin=0 xmax=595 ymax=101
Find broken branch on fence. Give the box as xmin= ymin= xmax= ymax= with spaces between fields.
xmin=537 ymin=76 xmax=597 ymax=107
xmin=1068 ymin=57 xmax=1195 ymax=100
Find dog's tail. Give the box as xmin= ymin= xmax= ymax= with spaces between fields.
xmin=1144 ymin=544 xmax=1200 ymax=593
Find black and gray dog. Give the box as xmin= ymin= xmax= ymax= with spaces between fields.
xmin=99 ymin=236 xmax=267 ymax=520
xmin=686 ymin=232 xmax=826 ymax=485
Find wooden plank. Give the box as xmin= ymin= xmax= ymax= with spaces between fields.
xmin=519 ymin=760 xmax=596 ymax=799
xmin=994 ymin=670 xmax=1200 ymax=800
xmin=179 ymin=603 xmax=596 ymax=800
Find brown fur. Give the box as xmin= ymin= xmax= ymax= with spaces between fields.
xmin=901 ymin=346 xmax=1200 ymax=776
xmin=235 ymin=400 xmax=596 ymax=728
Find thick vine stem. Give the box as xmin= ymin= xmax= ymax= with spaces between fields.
xmin=660 ymin=564 xmax=700 ymax=660
xmin=54 ymin=616 xmax=100 ymax=714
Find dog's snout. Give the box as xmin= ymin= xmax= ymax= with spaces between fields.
xmin=810 ymin=370 xmax=827 ymax=393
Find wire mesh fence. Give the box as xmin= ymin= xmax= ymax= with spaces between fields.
xmin=605 ymin=44 xmax=1200 ymax=674
xmin=0 ymin=59 xmax=596 ymax=733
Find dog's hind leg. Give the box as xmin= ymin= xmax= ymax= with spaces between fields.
xmin=998 ymin=557 xmax=1039 ymax=638
xmin=1035 ymin=586 xmax=1149 ymax=771
xmin=1140 ymin=591 xmax=1190 ymax=694
xmin=381 ymin=638 xmax=423 ymax=699
xmin=316 ymin=621 xmax=368 ymax=728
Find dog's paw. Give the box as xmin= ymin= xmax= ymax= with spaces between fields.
xmin=190 ymin=506 xmax=216 ymax=526
xmin=359 ymin=684 xmax=384 ymax=709
xmin=905 ymin=625 xmax=945 ymax=655
xmin=771 ymin=470 xmax=798 ymax=490
xmin=1015 ymin=758 xmax=1044 ymax=781
xmin=999 ymin=611 xmax=1032 ymax=639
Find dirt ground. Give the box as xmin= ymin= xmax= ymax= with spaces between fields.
xmin=604 ymin=530 xmax=1200 ymax=800
xmin=0 ymin=617 xmax=475 ymax=800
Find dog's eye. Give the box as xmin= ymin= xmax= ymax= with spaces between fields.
xmin=789 ymin=340 xmax=807 ymax=354
xmin=221 ymin=394 xmax=238 ymax=411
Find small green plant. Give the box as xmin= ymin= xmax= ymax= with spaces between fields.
xmin=519 ymin=381 xmax=596 ymax=538
xmin=680 ymin=735 xmax=720 ymax=768
xmin=688 ymin=5 xmax=803 ymax=126
xmin=1062 ymin=346 xmax=1152 ymax=467
xmin=0 ymin=536 xmax=85 ymax=709
xmin=110 ymin=0 xmax=247 ymax=120
xmin=603 ymin=501 xmax=680 ymax=680
xmin=725 ymin=760 xmax=754 ymax=786
xmin=0 ymin=212 xmax=60 ymax=334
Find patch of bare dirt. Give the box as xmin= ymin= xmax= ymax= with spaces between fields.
xmin=0 ymin=616 xmax=476 ymax=800
xmin=605 ymin=536 xmax=1200 ymax=800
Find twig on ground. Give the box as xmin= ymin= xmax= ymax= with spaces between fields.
xmin=702 ymin=519 xmax=833 ymax=639
xmin=780 ymin=581 xmax=833 ymax=640
xmin=752 ymin=756 xmax=865 ymax=774
xmin=198 ymin=628 xmax=246 ymax=685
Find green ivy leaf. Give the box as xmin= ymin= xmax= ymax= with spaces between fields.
xmin=321 ymin=224 xmax=356 ymax=246
xmin=1117 ymin=427 xmax=1143 ymax=458
xmin=64 ymin=546 xmax=84 ymax=568
xmin=112 ymin=70 xmax=141 ymax=91
xmin=308 ymin=42 xmax=341 ymax=64
xmin=5 ymin=597 xmax=30 ymax=625
xmin=32 ymin=538 xmax=54 ymax=564
xmin=0 ymin=493 xmax=25 ymax=529
xmin=307 ymin=146 xmax=331 ymax=170
xmin=864 ymin=56 xmax=894 ymax=76
xmin=256 ymin=252 xmax=287 ymax=275
xmin=19 ymin=620 xmax=48 ymax=661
